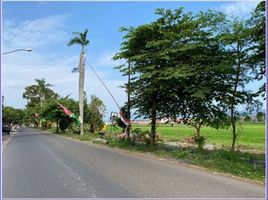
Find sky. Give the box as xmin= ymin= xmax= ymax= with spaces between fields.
xmin=1 ymin=1 xmax=263 ymax=120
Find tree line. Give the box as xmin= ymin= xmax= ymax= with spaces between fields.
xmin=113 ymin=2 xmax=265 ymax=150
xmin=2 ymin=78 xmax=106 ymax=134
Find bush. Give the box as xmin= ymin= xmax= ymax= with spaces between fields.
xmin=193 ymin=135 xmax=206 ymax=149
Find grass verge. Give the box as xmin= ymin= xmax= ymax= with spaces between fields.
xmin=45 ymin=128 xmax=265 ymax=184
xmin=44 ymin=128 xmax=98 ymax=141
xmin=107 ymin=139 xmax=265 ymax=183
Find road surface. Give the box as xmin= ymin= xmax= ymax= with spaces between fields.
xmin=2 ymin=128 xmax=265 ymax=198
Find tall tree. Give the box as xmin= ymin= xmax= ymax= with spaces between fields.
xmin=36 ymin=79 xmax=53 ymax=108
xmin=248 ymin=1 xmax=266 ymax=96
xmin=115 ymin=23 xmax=167 ymax=145
xmin=23 ymin=78 xmax=57 ymax=108
xmin=23 ymin=78 xmax=58 ymax=128
xmin=221 ymin=19 xmax=256 ymax=151
xmin=3 ymin=106 xmax=25 ymax=125
xmin=115 ymin=8 xmax=230 ymax=145
xmin=68 ymin=29 xmax=89 ymax=135
xmin=154 ymin=9 xmax=230 ymax=139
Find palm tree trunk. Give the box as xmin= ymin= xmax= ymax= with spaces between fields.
xmin=79 ymin=46 xmax=85 ymax=135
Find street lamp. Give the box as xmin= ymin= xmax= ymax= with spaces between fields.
xmin=2 ymin=48 xmax=32 ymax=55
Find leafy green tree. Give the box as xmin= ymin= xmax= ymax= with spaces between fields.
xmin=248 ymin=1 xmax=266 ymax=96
xmin=2 ymin=106 xmax=25 ymax=125
xmin=115 ymin=22 xmax=172 ymax=145
xmin=23 ymin=106 xmax=39 ymax=127
xmin=22 ymin=79 xmax=58 ymax=127
xmin=114 ymin=8 xmax=198 ymax=145
xmin=23 ymin=78 xmax=58 ymax=108
xmin=256 ymin=111 xmax=265 ymax=122
xmin=115 ymin=8 xmax=230 ymax=145
xmin=221 ymin=19 xmax=257 ymax=151
xmin=68 ymin=29 xmax=90 ymax=136
xmin=163 ymin=9 xmax=230 ymax=138
xmin=40 ymin=97 xmax=79 ymax=133
xmin=84 ymin=95 xmax=106 ymax=133
xmin=243 ymin=115 xmax=251 ymax=122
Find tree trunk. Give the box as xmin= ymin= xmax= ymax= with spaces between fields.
xmin=40 ymin=90 xmax=43 ymax=108
xmin=150 ymin=98 xmax=157 ymax=146
xmin=230 ymin=43 xmax=241 ymax=151
xmin=126 ymin=61 xmax=131 ymax=141
xmin=195 ymin=123 xmax=201 ymax=137
xmin=79 ymin=46 xmax=85 ymax=135
xmin=231 ymin=121 xmax=236 ymax=151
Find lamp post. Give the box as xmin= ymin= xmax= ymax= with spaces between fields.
xmin=2 ymin=48 xmax=32 ymax=55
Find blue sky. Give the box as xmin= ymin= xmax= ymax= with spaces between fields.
xmin=2 ymin=1 xmax=263 ymax=120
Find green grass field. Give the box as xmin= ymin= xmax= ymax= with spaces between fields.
xmin=130 ymin=122 xmax=265 ymax=151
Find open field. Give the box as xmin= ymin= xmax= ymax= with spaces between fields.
xmin=130 ymin=122 xmax=265 ymax=151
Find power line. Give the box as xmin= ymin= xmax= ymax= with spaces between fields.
xmin=87 ymin=62 xmax=121 ymax=111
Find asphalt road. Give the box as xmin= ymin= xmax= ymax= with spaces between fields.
xmin=3 ymin=128 xmax=265 ymax=198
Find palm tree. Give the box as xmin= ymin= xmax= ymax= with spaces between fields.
xmin=35 ymin=78 xmax=53 ymax=108
xmin=68 ymin=29 xmax=89 ymax=135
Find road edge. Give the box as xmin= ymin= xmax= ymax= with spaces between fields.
xmin=40 ymin=129 xmax=265 ymax=186
xmin=2 ymin=131 xmax=17 ymax=152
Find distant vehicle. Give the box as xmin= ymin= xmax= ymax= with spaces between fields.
xmin=2 ymin=124 xmax=11 ymax=134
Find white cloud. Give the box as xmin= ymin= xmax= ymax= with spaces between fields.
xmin=2 ymin=15 xmax=127 ymax=120
xmin=2 ymin=15 xmax=68 ymax=50
xmin=94 ymin=50 xmax=117 ymax=66
xmin=90 ymin=49 xmax=124 ymax=69
xmin=2 ymin=52 xmax=126 ymax=116
xmin=218 ymin=1 xmax=259 ymax=18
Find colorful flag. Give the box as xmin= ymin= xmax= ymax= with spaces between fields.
xmin=119 ymin=111 xmax=130 ymax=126
xmin=58 ymin=103 xmax=81 ymax=125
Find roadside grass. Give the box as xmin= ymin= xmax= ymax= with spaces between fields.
xmin=131 ymin=122 xmax=265 ymax=151
xmin=44 ymin=127 xmax=97 ymax=141
xmin=42 ymin=124 xmax=265 ymax=183
xmin=107 ymin=139 xmax=265 ymax=183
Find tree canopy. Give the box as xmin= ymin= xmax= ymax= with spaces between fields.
xmin=114 ymin=5 xmax=265 ymax=148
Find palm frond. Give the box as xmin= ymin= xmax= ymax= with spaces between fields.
xmin=45 ymin=83 xmax=53 ymax=87
xmin=68 ymin=37 xmax=82 ymax=46
xmin=63 ymin=94 xmax=71 ymax=99
xmin=72 ymin=32 xmax=80 ymax=35
xmin=68 ymin=29 xmax=90 ymax=46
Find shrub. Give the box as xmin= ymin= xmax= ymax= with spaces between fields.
xmin=193 ymin=135 xmax=206 ymax=149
